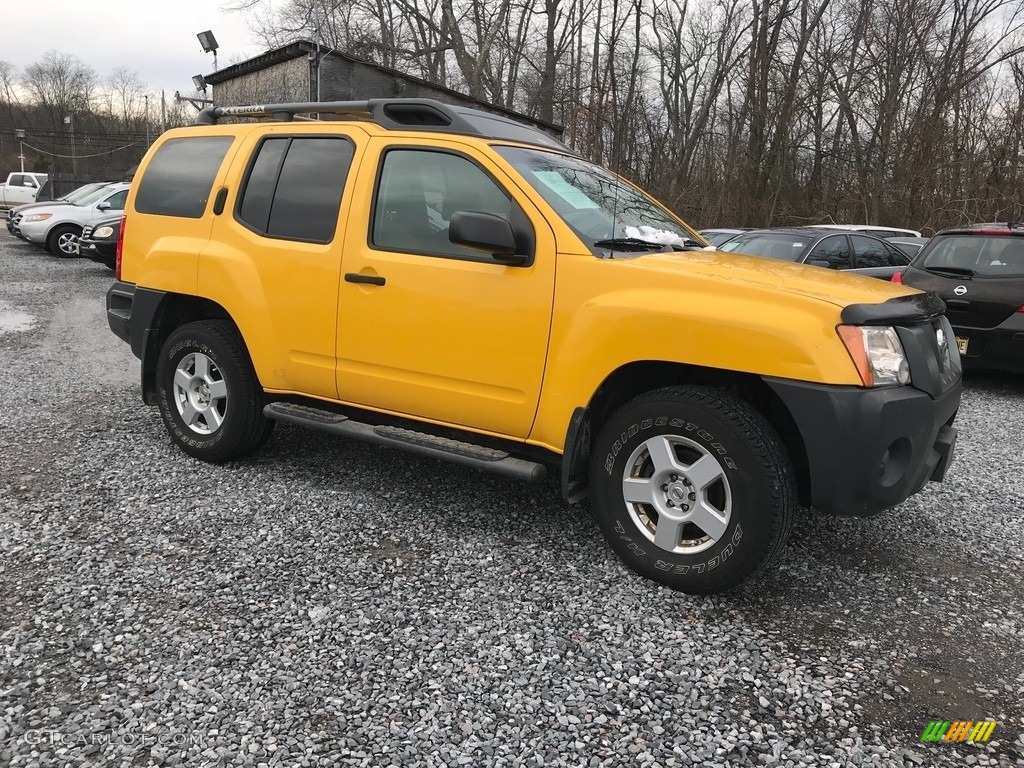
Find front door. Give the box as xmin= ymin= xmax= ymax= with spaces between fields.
xmin=335 ymin=141 xmax=556 ymax=438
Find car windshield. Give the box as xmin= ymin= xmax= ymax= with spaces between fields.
xmin=73 ymin=184 xmax=119 ymax=206
xmin=63 ymin=183 xmax=108 ymax=203
xmin=921 ymin=235 xmax=1024 ymax=277
xmin=718 ymin=233 xmax=812 ymax=261
xmin=494 ymin=146 xmax=697 ymax=250
xmin=701 ymin=230 xmax=741 ymax=247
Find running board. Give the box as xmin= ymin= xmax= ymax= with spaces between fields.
xmin=264 ymin=402 xmax=548 ymax=482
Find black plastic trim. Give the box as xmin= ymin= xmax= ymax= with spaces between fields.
xmin=344 ymin=273 xmax=386 ymax=286
xmin=560 ymin=406 xmax=590 ymax=504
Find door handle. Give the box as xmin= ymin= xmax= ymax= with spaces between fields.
xmin=344 ymin=273 xmax=386 ymax=286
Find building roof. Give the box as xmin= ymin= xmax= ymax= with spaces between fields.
xmin=203 ymin=39 xmax=563 ymax=136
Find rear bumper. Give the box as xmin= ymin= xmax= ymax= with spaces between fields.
xmin=767 ymin=377 xmax=960 ymax=516
xmin=952 ymin=313 xmax=1024 ymax=374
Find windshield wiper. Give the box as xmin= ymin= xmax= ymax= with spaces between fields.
xmin=592 ymin=237 xmax=670 ymax=253
xmin=925 ymin=265 xmax=975 ymax=278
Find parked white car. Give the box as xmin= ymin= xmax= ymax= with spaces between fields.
xmin=17 ymin=183 xmax=129 ymax=256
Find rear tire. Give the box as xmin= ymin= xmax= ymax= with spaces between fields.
xmin=47 ymin=225 xmax=82 ymax=257
xmin=155 ymin=320 xmax=274 ymax=463
xmin=589 ymin=386 xmax=796 ymax=594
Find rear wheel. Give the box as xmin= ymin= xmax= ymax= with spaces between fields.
xmin=589 ymin=386 xmax=796 ymax=594
xmin=155 ymin=320 xmax=274 ymax=462
xmin=47 ymin=225 xmax=82 ymax=257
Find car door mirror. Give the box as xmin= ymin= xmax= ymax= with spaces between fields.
xmin=97 ymin=201 xmax=110 ymax=210
xmin=449 ymin=211 xmax=528 ymax=266
xmin=807 ymin=258 xmax=831 ymax=268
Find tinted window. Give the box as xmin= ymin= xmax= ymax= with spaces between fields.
xmin=237 ymin=137 xmax=353 ymax=243
xmin=719 ymin=233 xmax=811 ymax=261
xmin=10 ymin=174 xmax=25 ymax=186
xmin=807 ymin=235 xmax=853 ymax=269
xmin=372 ymin=149 xmax=521 ymax=260
xmin=135 ymin=136 xmax=233 ymax=218
xmin=851 ymin=235 xmax=905 ymax=267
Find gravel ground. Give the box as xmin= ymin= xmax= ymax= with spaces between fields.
xmin=1 ymin=231 xmax=1022 ymax=768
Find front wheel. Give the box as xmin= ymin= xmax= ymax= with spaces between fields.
xmin=47 ymin=225 xmax=82 ymax=257
xmin=589 ymin=386 xmax=796 ymax=594
xmin=155 ymin=320 xmax=274 ymax=463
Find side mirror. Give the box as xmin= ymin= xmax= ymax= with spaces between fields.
xmin=806 ymin=258 xmax=832 ymax=269
xmin=97 ymin=201 xmax=110 ymax=210
xmin=449 ymin=211 xmax=528 ymax=266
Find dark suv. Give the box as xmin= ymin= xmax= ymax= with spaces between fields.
xmin=899 ymin=223 xmax=1024 ymax=373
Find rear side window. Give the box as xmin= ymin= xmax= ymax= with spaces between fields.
xmin=135 ymin=136 xmax=233 ymax=218
xmin=237 ymin=136 xmax=354 ymax=243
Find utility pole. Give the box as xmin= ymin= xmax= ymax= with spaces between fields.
xmin=64 ymin=115 xmax=77 ymax=176
xmin=144 ymin=94 xmax=151 ymax=146
xmin=15 ymin=129 xmax=25 ymax=172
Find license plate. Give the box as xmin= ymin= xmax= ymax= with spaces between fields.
xmin=956 ymin=336 xmax=968 ymax=355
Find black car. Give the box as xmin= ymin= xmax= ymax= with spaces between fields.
xmin=899 ymin=224 xmax=1024 ymax=373
xmin=77 ymin=214 xmax=121 ymax=268
xmin=717 ymin=227 xmax=911 ymax=279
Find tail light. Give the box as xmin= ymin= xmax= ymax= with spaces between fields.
xmin=1017 ymin=305 xmax=1024 ymax=313
xmin=891 ymin=270 xmax=904 ymax=284
xmin=115 ymin=215 xmax=126 ymax=280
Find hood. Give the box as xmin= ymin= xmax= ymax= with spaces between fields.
xmin=12 ymin=200 xmax=72 ymax=215
xmin=632 ymin=249 xmax=915 ymax=308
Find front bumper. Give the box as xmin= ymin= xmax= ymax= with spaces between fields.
xmin=17 ymin=219 xmax=49 ymax=245
xmin=767 ymin=377 xmax=959 ymax=516
xmin=79 ymin=237 xmax=116 ymax=264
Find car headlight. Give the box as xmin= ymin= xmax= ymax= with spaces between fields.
xmin=93 ymin=226 xmax=114 ymax=238
xmin=837 ymin=325 xmax=911 ymax=386
xmin=23 ymin=213 xmax=52 ymax=222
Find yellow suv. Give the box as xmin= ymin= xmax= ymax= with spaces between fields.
xmin=107 ymin=99 xmax=961 ymax=593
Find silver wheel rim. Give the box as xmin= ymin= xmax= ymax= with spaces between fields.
xmin=57 ymin=231 xmax=78 ymax=255
xmin=172 ymin=352 xmax=227 ymax=435
xmin=621 ymin=434 xmax=733 ymax=555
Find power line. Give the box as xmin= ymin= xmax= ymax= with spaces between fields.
xmin=22 ymin=140 xmax=143 ymax=159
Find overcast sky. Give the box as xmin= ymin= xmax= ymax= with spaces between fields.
xmin=6 ymin=0 xmax=272 ymax=98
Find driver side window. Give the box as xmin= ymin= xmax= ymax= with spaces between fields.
xmin=372 ymin=149 xmax=518 ymax=261
xmin=807 ymin=235 xmax=853 ymax=270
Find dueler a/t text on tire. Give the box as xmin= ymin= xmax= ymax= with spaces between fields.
xmin=156 ymin=320 xmax=274 ymax=463
xmin=589 ymin=386 xmax=796 ymax=593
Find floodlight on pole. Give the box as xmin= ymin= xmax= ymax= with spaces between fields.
xmin=197 ymin=30 xmax=219 ymax=71
xmin=192 ymin=74 xmax=208 ymax=93
xmin=15 ymin=129 xmax=26 ymax=172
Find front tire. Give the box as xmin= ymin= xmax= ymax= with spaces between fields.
xmin=589 ymin=386 xmax=796 ymax=594
xmin=47 ymin=225 xmax=82 ymax=257
xmin=155 ymin=320 xmax=274 ymax=463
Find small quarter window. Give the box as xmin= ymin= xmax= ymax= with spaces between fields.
xmin=135 ymin=136 xmax=233 ymax=218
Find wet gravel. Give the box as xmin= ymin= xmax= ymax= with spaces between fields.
xmin=1 ymin=232 xmax=1022 ymax=767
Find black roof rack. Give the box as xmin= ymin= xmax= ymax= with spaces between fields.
xmin=193 ymin=98 xmax=573 ymax=153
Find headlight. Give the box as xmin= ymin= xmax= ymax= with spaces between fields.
xmin=93 ymin=226 xmax=114 ymax=238
xmin=837 ymin=325 xmax=911 ymax=386
xmin=24 ymin=213 xmax=52 ymax=222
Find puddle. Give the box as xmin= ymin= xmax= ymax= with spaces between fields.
xmin=0 ymin=301 xmax=36 ymax=334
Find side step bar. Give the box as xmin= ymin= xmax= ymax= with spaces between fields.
xmin=264 ymin=402 xmax=548 ymax=483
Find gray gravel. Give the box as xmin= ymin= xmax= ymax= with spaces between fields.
xmin=1 ymin=231 xmax=1022 ymax=768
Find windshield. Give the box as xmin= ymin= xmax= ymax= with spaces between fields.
xmin=494 ymin=146 xmax=698 ymax=251
xmin=922 ymin=235 xmax=1024 ymax=277
xmin=718 ymin=233 xmax=812 ymax=261
xmin=63 ymin=182 xmax=109 ymax=203
xmin=74 ymin=184 xmax=119 ymax=206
